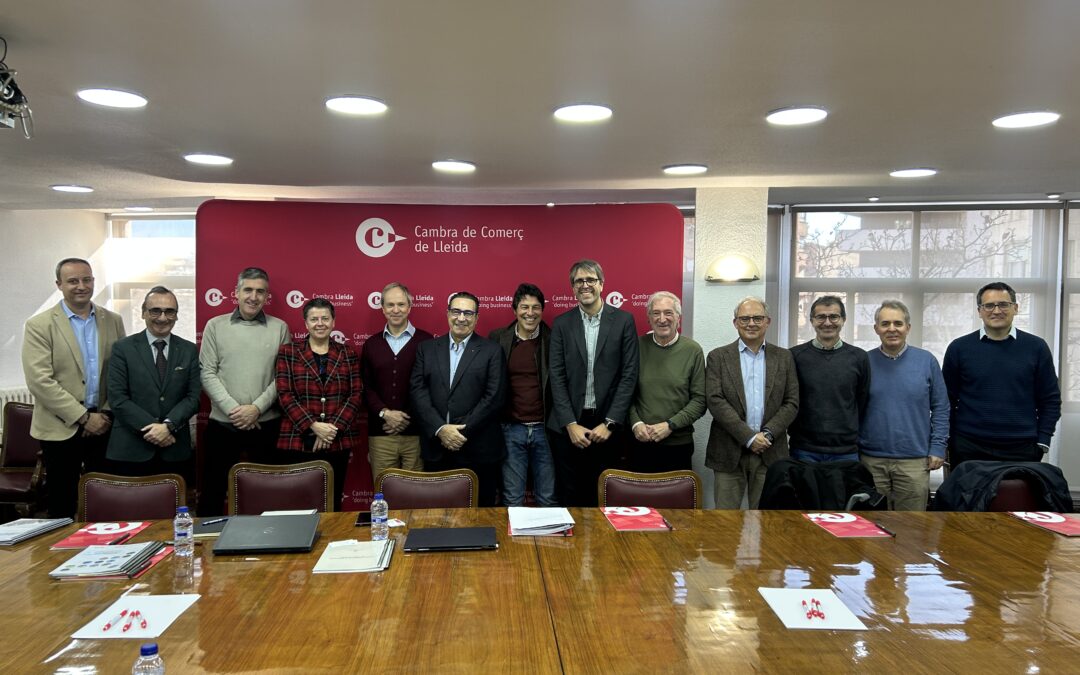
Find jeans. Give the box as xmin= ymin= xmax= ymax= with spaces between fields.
xmin=501 ymin=423 xmax=557 ymax=507
xmin=790 ymin=448 xmax=859 ymax=463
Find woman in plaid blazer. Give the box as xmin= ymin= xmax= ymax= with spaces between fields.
xmin=275 ymin=298 xmax=362 ymax=507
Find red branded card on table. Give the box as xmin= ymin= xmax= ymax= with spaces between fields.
xmin=51 ymin=522 xmax=153 ymax=549
xmin=1009 ymin=511 xmax=1080 ymax=536
xmin=602 ymin=507 xmax=673 ymax=532
xmin=803 ymin=513 xmax=893 ymax=538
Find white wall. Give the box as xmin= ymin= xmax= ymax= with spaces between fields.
xmin=0 ymin=209 xmax=108 ymax=388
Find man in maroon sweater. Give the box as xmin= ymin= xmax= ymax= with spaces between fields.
xmin=360 ymin=282 xmax=433 ymax=481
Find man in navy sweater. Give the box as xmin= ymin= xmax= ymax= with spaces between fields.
xmin=942 ymin=282 xmax=1061 ymax=466
xmin=858 ymin=300 xmax=949 ymax=510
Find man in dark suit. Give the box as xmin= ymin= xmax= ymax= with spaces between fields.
xmin=548 ymin=259 xmax=639 ymax=506
xmin=106 ymin=286 xmax=201 ymax=478
xmin=706 ymin=297 xmax=799 ymax=509
xmin=410 ymin=292 xmax=507 ymax=506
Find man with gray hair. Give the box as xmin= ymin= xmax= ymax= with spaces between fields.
xmin=858 ymin=299 xmax=948 ymax=510
xmin=199 ymin=266 xmax=290 ymax=514
xmin=627 ymin=291 xmax=706 ymax=473
xmin=706 ymin=297 xmax=799 ymax=508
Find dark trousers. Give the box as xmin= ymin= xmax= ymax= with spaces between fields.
xmin=627 ymin=440 xmax=694 ymax=474
xmin=266 ymin=448 xmax=352 ymax=511
xmin=425 ymin=454 xmax=502 ymax=507
xmin=950 ymin=434 xmax=1042 ymax=468
xmin=106 ymin=454 xmax=195 ymax=486
xmin=200 ymin=418 xmax=281 ymax=516
xmin=41 ymin=432 xmax=109 ymax=519
xmin=551 ymin=410 xmax=625 ymax=507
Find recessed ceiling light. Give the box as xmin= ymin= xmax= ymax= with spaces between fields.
xmin=553 ymin=104 xmax=613 ymax=123
xmin=662 ymin=164 xmax=708 ymax=176
xmin=868 ymin=196 xmax=880 ymax=202
xmin=766 ymin=106 xmax=828 ymax=126
xmin=76 ymin=88 xmax=148 ymax=109
xmin=546 ymin=202 xmax=555 ymax=208
xmin=124 ymin=206 xmax=154 ymax=212
xmin=432 ymin=159 xmax=476 ymax=174
xmin=889 ymin=167 xmax=937 ymax=178
xmin=184 ymin=153 xmax=234 ymax=166
xmin=992 ymin=111 xmax=1060 ymax=129
xmin=325 ymin=96 xmax=387 ymax=115
xmin=50 ymin=184 xmax=94 ymax=193
xmin=1047 ymin=193 xmax=1062 ymax=200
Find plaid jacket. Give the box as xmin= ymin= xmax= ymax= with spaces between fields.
xmin=275 ymin=337 xmax=362 ymax=453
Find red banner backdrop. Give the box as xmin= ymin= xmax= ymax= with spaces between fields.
xmin=195 ymin=200 xmax=684 ymax=509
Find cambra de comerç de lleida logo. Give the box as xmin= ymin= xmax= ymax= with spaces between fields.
xmin=356 ymin=218 xmax=406 ymax=258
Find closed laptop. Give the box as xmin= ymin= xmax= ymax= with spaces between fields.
xmin=212 ymin=514 xmax=320 ymax=555
xmin=402 ymin=527 xmax=498 ymax=552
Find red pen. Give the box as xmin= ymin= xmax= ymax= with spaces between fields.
xmin=134 ymin=609 xmax=148 ymax=629
xmin=102 ymin=608 xmax=128 ymax=631
xmin=121 ymin=611 xmax=136 ymax=632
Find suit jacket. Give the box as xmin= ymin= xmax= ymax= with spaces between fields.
xmin=22 ymin=302 xmax=126 ymax=441
xmin=548 ymin=303 xmax=639 ymax=432
xmin=489 ymin=320 xmax=552 ymax=421
xmin=410 ymin=333 xmax=507 ymax=464
xmin=107 ymin=331 xmax=201 ymax=462
xmin=705 ymin=340 xmax=799 ymax=473
xmin=276 ymin=337 xmax=362 ymax=453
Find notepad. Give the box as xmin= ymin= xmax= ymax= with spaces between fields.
xmin=313 ymin=539 xmax=394 ymax=573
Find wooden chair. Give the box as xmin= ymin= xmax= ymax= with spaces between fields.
xmin=599 ymin=469 xmax=702 ymax=509
xmin=227 ymin=461 xmax=334 ymax=515
xmin=0 ymin=402 xmax=44 ymax=517
xmin=374 ymin=468 xmax=478 ymax=509
xmin=77 ymin=472 xmax=186 ymax=522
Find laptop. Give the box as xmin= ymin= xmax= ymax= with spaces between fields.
xmin=402 ymin=527 xmax=498 ymax=553
xmin=212 ymin=514 xmax=320 ymax=555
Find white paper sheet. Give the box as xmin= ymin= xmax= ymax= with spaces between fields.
xmin=757 ymin=588 xmax=867 ymax=631
xmin=73 ymin=594 xmax=200 ymax=639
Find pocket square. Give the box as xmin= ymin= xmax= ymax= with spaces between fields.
xmin=174 ymin=366 xmax=185 ymax=371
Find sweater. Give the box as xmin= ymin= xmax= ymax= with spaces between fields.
xmin=359 ymin=328 xmax=433 ymax=436
xmin=628 ymin=335 xmax=706 ymax=446
xmin=858 ymin=347 xmax=949 ymax=459
xmin=789 ymin=341 xmax=870 ymax=454
xmin=199 ymin=311 xmax=290 ymax=423
xmin=942 ymin=329 xmax=1061 ymax=445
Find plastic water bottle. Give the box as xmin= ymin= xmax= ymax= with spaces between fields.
xmin=173 ymin=506 xmax=194 ymax=558
xmin=132 ymin=642 xmax=165 ymax=674
xmin=371 ymin=493 xmax=389 ymax=541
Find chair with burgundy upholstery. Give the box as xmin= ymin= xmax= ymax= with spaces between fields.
xmin=227 ymin=461 xmax=334 ymax=516
xmin=0 ymin=402 xmax=45 ymax=517
xmin=374 ymin=468 xmax=478 ymax=509
xmin=77 ymin=472 xmax=186 ymax=522
xmin=599 ymin=469 xmax=702 ymax=509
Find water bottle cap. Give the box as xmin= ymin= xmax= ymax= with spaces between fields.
xmin=140 ymin=643 xmax=159 ymax=656
xmin=374 ymin=493 xmax=384 ymax=500
xmin=177 ymin=506 xmax=189 ymax=514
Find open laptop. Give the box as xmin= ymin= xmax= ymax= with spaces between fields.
xmin=212 ymin=514 xmax=320 ymax=555
xmin=402 ymin=527 xmax=498 ymax=553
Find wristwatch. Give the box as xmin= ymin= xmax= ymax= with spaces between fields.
xmin=605 ymin=418 xmax=618 ymax=431
xmin=762 ymin=428 xmax=775 ymax=443
xmin=163 ymin=418 xmax=177 ymax=434
xmin=379 ymin=409 xmax=387 ymax=419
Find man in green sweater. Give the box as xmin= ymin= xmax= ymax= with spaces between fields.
xmin=628 ymin=291 xmax=706 ymax=473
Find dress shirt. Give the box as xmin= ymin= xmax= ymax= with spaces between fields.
xmin=145 ymin=330 xmax=171 ymax=359
xmin=449 ymin=333 xmax=473 ymax=385
xmin=652 ymin=332 xmax=679 ymax=348
xmin=811 ymin=337 xmax=845 ymax=350
xmin=879 ymin=343 xmax=908 ymax=360
xmin=384 ymin=321 xmax=416 ymax=356
xmin=61 ymin=300 xmax=100 ymax=408
xmin=739 ymin=339 xmax=766 ymax=447
xmin=580 ymin=304 xmax=604 ymax=409
xmin=979 ymin=326 xmax=1018 ymax=341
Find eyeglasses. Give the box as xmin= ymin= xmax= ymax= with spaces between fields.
xmin=448 ymin=308 xmax=477 ymax=318
xmin=735 ymin=315 xmax=767 ymax=325
xmin=146 ymin=308 xmax=178 ymax=318
xmin=812 ymin=313 xmax=843 ymax=323
xmin=979 ymin=301 xmax=1016 ymax=312
xmin=573 ymin=277 xmax=600 ymax=287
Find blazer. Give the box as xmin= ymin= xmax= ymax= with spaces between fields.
xmin=106 ymin=331 xmax=201 ymax=462
xmin=22 ymin=302 xmax=126 ymax=441
xmin=705 ymin=340 xmax=799 ymax=473
xmin=548 ymin=303 xmax=639 ymax=433
xmin=410 ymin=333 xmax=507 ymax=464
xmin=276 ymin=337 xmax=363 ymax=453
xmin=489 ymin=320 xmax=552 ymax=421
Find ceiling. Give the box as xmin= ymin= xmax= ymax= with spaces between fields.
xmin=2 ymin=0 xmax=1079 ymax=212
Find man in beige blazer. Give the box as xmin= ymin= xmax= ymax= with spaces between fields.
xmin=22 ymin=258 xmax=126 ymax=517
xmin=706 ymin=297 xmax=798 ymax=509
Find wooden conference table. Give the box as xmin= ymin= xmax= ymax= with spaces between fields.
xmin=2 ymin=508 xmax=1079 ymax=673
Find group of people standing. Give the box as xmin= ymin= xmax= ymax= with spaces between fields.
xmin=21 ymin=256 xmax=1061 ymax=518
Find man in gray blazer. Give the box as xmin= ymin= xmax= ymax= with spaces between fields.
xmin=549 ymin=259 xmax=639 ymax=506
xmin=22 ymin=257 xmax=126 ymax=517
xmin=706 ymin=297 xmax=798 ymax=509
xmin=106 ymin=286 xmax=201 ymax=478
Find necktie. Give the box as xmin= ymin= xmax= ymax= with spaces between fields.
xmin=154 ymin=340 xmax=167 ymax=382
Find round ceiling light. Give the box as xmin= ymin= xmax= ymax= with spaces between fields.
xmin=432 ymin=159 xmax=476 ymax=174
xmin=662 ymin=164 xmax=708 ymax=176
xmin=553 ymin=104 xmax=613 ymax=123
xmin=51 ymin=184 xmax=94 ymax=193
xmin=184 ymin=153 xmax=234 ymax=166
xmin=992 ymin=111 xmax=1060 ymax=129
xmin=766 ymin=106 xmax=828 ymax=126
xmin=868 ymin=196 xmax=881 ymax=202
xmin=325 ymin=96 xmax=388 ymax=115
xmin=124 ymin=206 xmax=154 ymax=212
xmin=76 ymin=88 xmax=148 ymax=108
xmin=889 ymin=167 xmax=938 ymax=178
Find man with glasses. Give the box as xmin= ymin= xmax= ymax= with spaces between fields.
xmin=411 ymin=292 xmax=507 ymax=506
xmin=22 ymin=257 xmax=126 ymax=517
xmin=706 ymin=297 xmax=798 ymax=508
xmin=942 ymin=282 xmax=1061 ymax=466
xmin=788 ymin=295 xmax=870 ymax=462
xmin=549 ymin=259 xmax=639 ymax=506
xmin=105 ymin=286 xmax=201 ymax=479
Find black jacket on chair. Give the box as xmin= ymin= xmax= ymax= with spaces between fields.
xmin=932 ymin=460 xmax=1073 ymax=512
xmin=758 ymin=458 xmax=886 ymax=511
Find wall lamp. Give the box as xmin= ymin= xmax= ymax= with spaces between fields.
xmin=704 ymin=254 xmax=760 ymax=283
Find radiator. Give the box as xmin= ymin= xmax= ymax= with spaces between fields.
xmin=0 ymin=386 xmax=34 ymax=435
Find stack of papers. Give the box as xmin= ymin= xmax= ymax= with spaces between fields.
xmin=508 ymin=507 xmax=575 ymax=536
xmin=49 ymin=541 xmax=166 ymax=579
xmin=313 ymin=539 xmax=394 ymax=573
xmin=0 ymin=517 xmax=73 ymax=545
